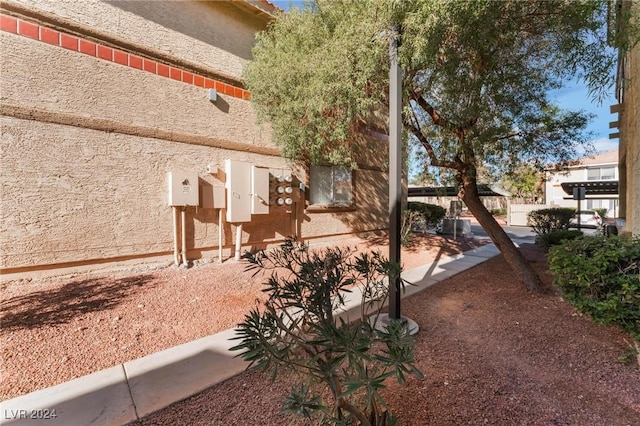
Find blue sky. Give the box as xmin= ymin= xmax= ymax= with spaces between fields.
xmin=549 ymin=81 xmax=618 ymax=154
xmin=270 ymin=0 xmax=305 ymax=10
xmin=269 ymin=0 xmax=619 ymax=156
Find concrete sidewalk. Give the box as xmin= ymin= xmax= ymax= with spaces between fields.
xmin=1 ymin=244 xmax=502 ymax=426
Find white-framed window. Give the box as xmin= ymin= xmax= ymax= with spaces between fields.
xmin=586 ymin=200 xmax=601 ymax=209
xmin=587 ymin=166 xmax=616 ymax=180
xmin=587 ymin=199 xmax=615 ymax=215
xmin=309 ymin=166 xmax=353 ymax=207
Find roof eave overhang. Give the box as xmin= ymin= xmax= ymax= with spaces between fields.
xmin=231 ymin=0 xmax=278 ymax=21
xmin=408 ymin=185 xmax=509 ymax=198
xmin=560 ymin=181 xmax=619 ymax=196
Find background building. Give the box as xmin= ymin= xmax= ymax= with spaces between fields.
xmin=544 ymin=150 xmax=619 ymax=218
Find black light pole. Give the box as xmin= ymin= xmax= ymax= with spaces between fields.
xmin=388 ymin=25 xmax=402 ymax=320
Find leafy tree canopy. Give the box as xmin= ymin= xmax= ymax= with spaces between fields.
xmin=246 ymin=0 xmax=635 ymax=170
xmin=499 ymin=164 xmax=543 ymax=200
xmin=245 ymin=0 xmax=638 ymax=292
xmin=246 ymin=0 xmax=389 ymax=167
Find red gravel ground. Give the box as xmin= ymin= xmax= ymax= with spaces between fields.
xmin=1 ymin=233 xmax=477 ymax=401
xmin=3 ymin=235 xmax=639 ymax=425
xmin=130 ymin=244 xmax=640 ymax=426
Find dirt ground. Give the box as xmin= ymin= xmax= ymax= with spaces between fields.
xmin=2 ymin=234 xmax=639 ymax=425
xmin=131 ymin=244 xmax=640 ymax=426
xmin=0 ymin=233 xmax=478 ymax=401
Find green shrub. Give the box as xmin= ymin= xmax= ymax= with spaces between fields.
xmin=536 ymin=229 xmax=583 ymax=249
xmin=231 ymin=239 xmax=423 ymax=425
xmin=548 ymin=236 xmax=640 ymax=343
xmin=401 ymin=203 xmax=446 ymax=247
xmin=490 ymin=207 xmax=507 ymax=216
xmin=528 ymin=207 xmax=575 ymax=235
xmin=407 ymin=202 xmax=446 ymax=229
xmin=593 ymin=207 xmax=608 ymax=219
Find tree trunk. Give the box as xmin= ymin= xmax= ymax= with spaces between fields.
xmin=459 ymin=178 xmax=544 ymax=293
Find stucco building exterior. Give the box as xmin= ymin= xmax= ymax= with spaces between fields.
xmin=613 ymin=0 xmax=640 ymax=236
xmin=0 ymin=0 xmax=389 ymax=281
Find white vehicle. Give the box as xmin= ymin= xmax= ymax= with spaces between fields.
xmin=569 ymin=210 xmax=602 ymax=228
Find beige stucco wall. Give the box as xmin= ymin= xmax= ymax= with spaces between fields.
xmin=7 ymin=0 xmax=261 ymax=79
xmin=618 ymin=0 xmax=640 ymax=236
xmin=0 ymin=116 xmax=297 ymax=269
xmin=0 ymin=1 xmax=389 ymax=277
xmin=0 ymin=30 xmax=270 ymax=148
xmin=621 ymin=41 xmax=640 ymax=236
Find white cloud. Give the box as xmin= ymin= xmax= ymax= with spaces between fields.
xmin=575 ymin=137 xmax=619 ymax=155
xmin=591 ymin=137 xmax=619 ymax=153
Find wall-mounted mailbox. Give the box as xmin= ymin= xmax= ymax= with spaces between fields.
xmin=224 ymin=159 xmax=251 ymax=222
xmin=251 ymin=166 xmax=270 ymax=215
xmin=168 ymin=171 xmax=199 ymax=206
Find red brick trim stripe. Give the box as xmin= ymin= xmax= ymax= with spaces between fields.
xmin=0 ymin=13 xmax=251 ymax=101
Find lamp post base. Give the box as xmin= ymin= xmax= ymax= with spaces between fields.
xmin=369 ymin=313 xmax=419 ymax=336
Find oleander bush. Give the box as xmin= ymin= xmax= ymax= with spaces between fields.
xmin=528 ymin=207 xmax=575 ymax=235
xmin=231 ymin=238 xmax=423 ymax=425
xmin=548 ymin=236 xmax=640 ymax=358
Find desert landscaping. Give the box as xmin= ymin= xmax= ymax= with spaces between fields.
xmin=2 ymin=234 xmax=638 ymax=425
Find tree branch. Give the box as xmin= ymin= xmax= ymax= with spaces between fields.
xmin=338 ymin=398 xmax=371 ymax=426
xmin=495 ymin=131 xmax=523 ymax=141
xmin=404 ymin=120 xmax=463 ymax=171
xmin=411 ymin=93 xmax=451 ymax=130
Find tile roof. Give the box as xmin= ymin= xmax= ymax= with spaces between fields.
xmin=578 ymin=149 xmax=618 ymax=166
xmin=408 ymin=185 xmax=510 ymax=198
xmin=258 ymin=0 xmax=280 ymax=10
